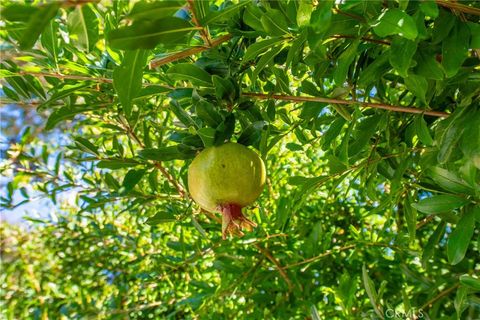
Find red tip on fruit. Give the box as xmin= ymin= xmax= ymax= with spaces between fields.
xmin=219 ymin=203 xmax=256 ymax=239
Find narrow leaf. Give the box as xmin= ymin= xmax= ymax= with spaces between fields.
xmin=113 ymin=50 xmax=149 ymax=117
xmin=19 ymin=3 xmax=60 ymax=49
xmin=167 ymin=63 xmax=212 ymax=87
xmin=362 ymin=264 xmax=384 ymax=318
xmin=108 ymin=17 xmax=197 ymax=50
xmin=447 ymin=206 xmax=477 ymax=265
xmin=412 ymin=195 xmax=470 ymax=214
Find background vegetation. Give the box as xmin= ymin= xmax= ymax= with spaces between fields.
xmin=1 ymin=0 xmax=479 ymax=319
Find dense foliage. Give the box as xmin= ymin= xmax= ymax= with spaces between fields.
xmin=1 ymin=0 xmax=479 ymax=319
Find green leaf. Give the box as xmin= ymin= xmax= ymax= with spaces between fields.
xmin=260 ymin=9 xmax=289 ymax=36
xmin=389 ymin=37 xmax=417 ymax=77
xmin=237 ymin=121 xmax=268 ymax=147
xmin=97 ymin=159 xmax=139 ymax=169
xmin=310 ymin=0 xmax=333 ymax=35
xmin=286 ymin=30 xmax=306 ymax=67
xmin=310 ymin=305 xmax=321 ymax=320
xmin=74 ymin=137 xmax=99 ymax=156
xmin=297 ymin=1 xmax=313 ymax=27
xmin=46 ymin=105 xmax=99 ymax=130
xmin=404 ymin=197 xmax=417 ymax=243
xmin=67 ymin=5 xmax=99 ymax=52
xmin=202 ymin=0 xmax=250 ymax=25
xmin=128 ymin=1 xmax=183 ymax=21
xmin=243 ymin=5 xmax=265 ymax=32
xmin=357 ymin=53 xmax=390 ymax=87
xmin=41 ymin=19 xmax=60 ymax=65
xmin=212 ymin=75 xmax=235 ymax=101
xmin=469 ymin=22 xmax=480 ymax=49
xmin=113 ymin=50 xmax=149 ymax=117
xmin=372 ymin=9 xmax=418 ymax=40
xmin=108 ymin=17 xmax=197 ymax=50
xmin=459 ymin=274 xmax=480 ymax=291
xmin=348 ymin=114 xmax=382 ymax=156
xmin=405 ymin=74 xmax=428 ymax=105
xmin=19 ymin=3 xmax=60 ymax=49
xmin=197 ymin=128 xmax=216 ymax=147
xmin=121 ymin=169 xmax=146 ymax=193
xmin=138 ymin=147 xmax=195 ymax=161
xmin=214 ymin=114 xmax=235 ymax=145
xmin=422 ymin=221 xmax=446 ymax=266
xmin=437 ymin=108 xmax=471 ymax=164
xmin=252 ymin=44 xmax=284 ymax=81
xmin=169 ymin=100 xmax=198 ymax=128
xmin=167 ymin=63 xmax=212 ymax=87
xmin=362 ymin=264 xmax=384 ymax=319
xmin=414 ymin=115 xmax=433 ymax=146
xmin=411 ymin=195 xmax=470 ymax=214
xmin=195 ymin=100 xmax=223 ymax=127
xmin=442 ymin=22 xmax=470 ymax=78
xmin=322 ymin=117 xmax=346 ymax=150
xmin=415 ymin=48 xmax=444 ymax=80
xmin=243 ymin=37 xmax=284 ymax=63
xmin=428 ymin=167 xmax=474 ymax=195
xmin=419 ymin=0 xmax=439 ymax=18
xmin=2 ymin=4 xmax=38 ymax=22
xmin=447 ymin=206 xmax=476 ymax=265
xmin=147 ymin=211 xmax=176 ymax=225
xmin=334 ymin=40 xmax=359 ymax=85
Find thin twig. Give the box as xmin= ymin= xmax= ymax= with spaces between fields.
xmin=187 ymin=0 xmax=212 ymax=46
xmin=416 ymin=215 xmax=436 ymax=230
xmin=149 ymin=34 xmax=232 ymax=69
xmin=242 ymin=92 xmax=450 ymax=118
xmin=17 ymin=71 xmax=112 ymax=83
xmin=334 ymin=8 xmax=366 ymax=23
xmin=254 ymin=244 xmax=294 ymax=291
xmin=119 ymin=118 xmax=187 ymax=198
xmin=330 ymin=34 xmax=391 ymax=46
xmin=420 ymin=283 xmax=460 ymax=310
xmin=13 ymin=71 xmax=175 ymax=90
xmin=284 ymin=245 xmax=356 ymax=269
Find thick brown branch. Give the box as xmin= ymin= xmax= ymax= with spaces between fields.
xmin=436 ymin=0 xmax=480 ymax=16
xmin=242 ymin=92 xmax=449 ymax=118
xmin=149 ymin=34 xmax=232 ymax=69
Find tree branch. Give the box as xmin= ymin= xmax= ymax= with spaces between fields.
xmin=420 ymin=283 xmax=460 ymax=310
xmin=187 ymin=0 xmax=212 ymax=46
xmin=242 ymin=92 xmax=450 ymax=118
xmin=284 ymin=245 xmax=356 ymax=269
xmin=119 ymin=118 xmax=187 ymax=199
xmin=330 ymin=34 xmax=391 ymax=46
xmin=436 ymin=0 xmax=480 ymax=16
xmin=254 ymin=244 xmax=294 ymax=291
xmin=17 ymin=71 xmax=113 ymax=83
xmin=149 ymin=34 xmax=232 ymax=69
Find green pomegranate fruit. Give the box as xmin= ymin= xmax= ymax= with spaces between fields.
xmin=188 ymin=142 xmax=266 ymax=238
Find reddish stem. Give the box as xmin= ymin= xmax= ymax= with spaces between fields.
xmin=219 ymin=203 xmax=256 ymax=239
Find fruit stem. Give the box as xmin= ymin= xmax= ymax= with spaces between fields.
xmin=219 ymin=203 xmax=256 ymax=239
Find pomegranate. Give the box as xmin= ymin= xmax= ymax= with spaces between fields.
xmin=188 ymin=142 xmax=266 ymax=238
